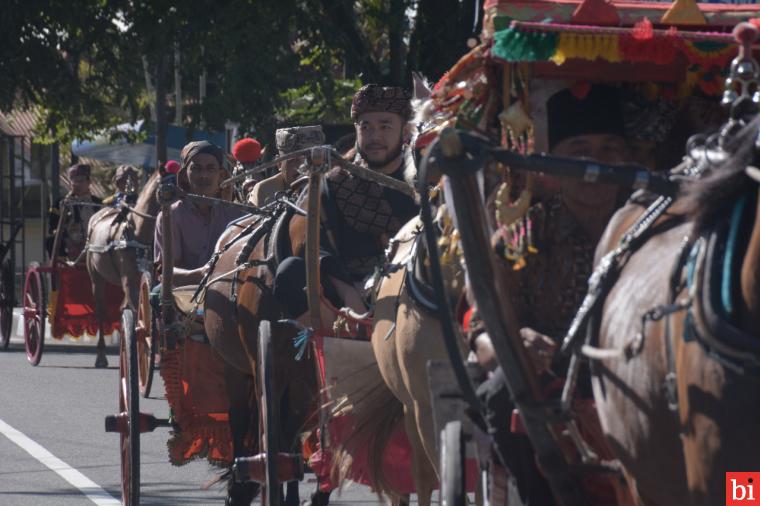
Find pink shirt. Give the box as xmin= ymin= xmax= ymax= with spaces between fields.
xmin=154 ymin=200 xmax=244 ymax=270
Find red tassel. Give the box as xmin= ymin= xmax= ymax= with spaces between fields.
xmin=632 ymin=18 xmax=653 ymax=41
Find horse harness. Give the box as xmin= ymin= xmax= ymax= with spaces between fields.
xmin=564 ymin=186 xmax=760 ymax=415
xmin=75 ymin=204 xmax=153 ymax=269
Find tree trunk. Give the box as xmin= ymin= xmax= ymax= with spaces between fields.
xmin=388 ymin=0 xmax=406 ymax=86
xmin=155 ymin=50 xmax=168 ymax=167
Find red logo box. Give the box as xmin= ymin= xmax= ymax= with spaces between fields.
xmin=727 ymin=472 xmax=760 ymax=505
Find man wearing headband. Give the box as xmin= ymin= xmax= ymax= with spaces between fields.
xmin=250 ymin=125 xmax=325 ymax=206
xmin=273 ymin=84 xmax=419 ymax=322
xmin=103 ymin=164 xmax=140 ymax=206
xmin=47 ymin=163 xmax=102 ymax=260
xmin=154 ymin=140 xmax=244 ymax=285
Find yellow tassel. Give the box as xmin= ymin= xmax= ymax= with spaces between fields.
xmin=551 ymin=33 xmax=621 ymax=65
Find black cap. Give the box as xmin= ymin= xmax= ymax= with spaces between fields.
xmin=547 ymin=85 xmax=625 ymax=150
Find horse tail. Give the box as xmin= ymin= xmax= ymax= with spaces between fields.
xmin=329 ymin=372 xmax=405 ymax=502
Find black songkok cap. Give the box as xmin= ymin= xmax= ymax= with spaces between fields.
xmin=547 ymin=85 xmax=625 ymax=151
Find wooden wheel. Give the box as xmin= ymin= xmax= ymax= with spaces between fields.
xmin=0 ymin=258 xmax=13 ymax=350
xmin=23 ymin=262 xmax=46 ymax=366
xmin=441 ymin=421 xmax=466 ymax=506
xmin=258 ymin=320 xmax=280 ymax=506
xmin=119 ymin=309 xmax=140 ymax=506
xmin=136 ymin=271 xmax=156 ymax=398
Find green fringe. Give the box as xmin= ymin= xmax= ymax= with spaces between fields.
xmin=493 ymin=27 xmax=558 ymax=62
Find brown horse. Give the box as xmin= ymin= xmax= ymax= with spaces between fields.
xmin=591 ymin=118 xmax=760 ymax=506
xmin=86 ymin=171 xmax=160 ymax=367
xmin=369 ymin=214 xmax=467 ymax=505
xmin=204 ymin=202 xmax=327 ymax=505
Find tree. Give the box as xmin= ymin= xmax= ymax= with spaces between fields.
xmin=0 ymin=0 xmax=481 ymax=150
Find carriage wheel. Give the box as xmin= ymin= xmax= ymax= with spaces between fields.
xmin=23 ymin=262 xmax=46 ymax=366
xmin=119 ymin=309 xmax=140 ymax=506
xmin=441 ymin=421 xmax=466 ymax=506
xmin=0 ymin=259 xmax=13 ymax=350
xmin=258 ymin=321 xmax=281 ymax=506
xmin=136 ymin=271 xmax=156 ymax=398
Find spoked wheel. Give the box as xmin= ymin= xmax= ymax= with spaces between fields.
xmin=119 ymin=309 xmax=140 ymax=506
xmin=0 ymin=259 xmax=14 ymax=350
xmin=441 ymin=420 xmax=466 ymax=506
xmin=258 ymin=320 xmax=280 ymax=506
xmin=136 ymin=271 xmax=156 ymax=398
xmin=23 ymin=262 xmax=46 ymax=365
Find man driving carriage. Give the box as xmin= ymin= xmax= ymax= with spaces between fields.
xmin=102 ymin=164 xmax=140 ymax=206
xmin=250 ymin=125 xmax=326 ymax=207
xmin=273 ymin=84 xmax=419 ymax=326
xmin=472 ymin=83 xmax=646 ymax=504
xmin=47 ymin=163 xmax=103 ymax=260
xmin=154 ymin=140 xmax=244 ymax=286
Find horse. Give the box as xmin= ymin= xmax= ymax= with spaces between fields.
xmin=203 ymin=198 xmax=329 ymax=506
xmin=590 ymin=115 xmax=760 ymax=506
xmin=86 ymin=171 xmax=160 ymax=367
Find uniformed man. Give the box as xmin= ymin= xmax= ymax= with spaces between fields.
xmin=273 ymin=84 xmax=419 ymax=323
xmin=102 ymin=164 xmax=140 ymax=206
xmin=47 ymin=163 xmax=103 ymax=260
xmin=249 ymin=126 xmax=325 ymax=207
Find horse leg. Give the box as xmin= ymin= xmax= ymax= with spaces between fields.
xmin=91 ymin=272 xmax=109 ymax=368
xmin=402 ymin=406 xmax=436 ymax=506
xmin=225 ymin=366 xmax=259 ymax=506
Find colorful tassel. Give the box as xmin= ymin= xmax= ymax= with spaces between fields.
xmin=550 ymin=32 xmax=621 ymax=66
xmin=493 ymin=27 xmax=558 ymax=62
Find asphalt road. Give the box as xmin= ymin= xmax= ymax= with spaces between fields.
xmin=0 ymin=341 xmax=421 ymax=505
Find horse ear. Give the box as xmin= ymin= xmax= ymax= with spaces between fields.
xmin=412 ymin=71 xmax=432 ymax=101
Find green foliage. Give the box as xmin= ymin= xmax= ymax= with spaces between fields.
xmin=2 ymin=0 xmax=479 ymax=149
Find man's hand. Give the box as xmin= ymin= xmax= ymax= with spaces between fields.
xmin=520 ymin=327 xmax=557 ymax=374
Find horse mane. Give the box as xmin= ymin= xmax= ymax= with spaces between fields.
xmin=683 ymin=114 xmax=759 ymax=234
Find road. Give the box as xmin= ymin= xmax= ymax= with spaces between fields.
xmin=0 ymin=339 xmax=426 ymax=505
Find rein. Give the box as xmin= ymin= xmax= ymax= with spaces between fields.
xmin=221 ymin=146 xmax=416 ymax=197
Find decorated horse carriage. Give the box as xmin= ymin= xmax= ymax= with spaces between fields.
xmin=104 ymin=141 xmax=428 ymax=505
xmin=22 ymin=197 xmax=125 ymax=366
xmin=103 ymin=0 xmax=760 ymax=504
xmin=409 ymin=0 xmax=760 ymax=504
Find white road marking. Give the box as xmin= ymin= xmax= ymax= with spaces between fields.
xmin=0 ymin=418 xmax=121 ymax=505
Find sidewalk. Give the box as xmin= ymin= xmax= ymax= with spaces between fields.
xmin=9 ymin=308 xmax=120 ymax=347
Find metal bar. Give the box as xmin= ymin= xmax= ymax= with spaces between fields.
xmin=305 ymin=173 xmax=323 ymax=331
xmin=159 ymin=185 xmax=175 ymax=346
xmin=220 ymin=149 xmax=316 ymax=188
xmin=221 ymin=146 xmax=416 ymax=198
xmin=489 ymin=149 xmax=678 ymax=196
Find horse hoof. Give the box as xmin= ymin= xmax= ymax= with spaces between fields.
xmin=95 ymin=354 xmax=109 ymax=368
xmin=309 ymin=491 xmax=331 ymax=506
xmin=225 ymin=481 xmax=259 ymax=506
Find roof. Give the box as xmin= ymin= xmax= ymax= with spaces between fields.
xmin=0 ymin=109 xmax=42 ymax=138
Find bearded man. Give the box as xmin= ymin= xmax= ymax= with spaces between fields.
xmin=274 ymin=84 xmax=419 ymax=323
